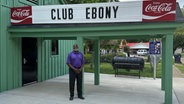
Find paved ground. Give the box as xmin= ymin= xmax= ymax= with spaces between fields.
xmin=0 ymin=57 xmax=183 ymax=104
xmin=173 ymin=78 xmax=184 ymax=104
xmin=0 ymin=73 xmax=180 ymax=104
xmin=173 ymin=58 xmax=184 ymax=104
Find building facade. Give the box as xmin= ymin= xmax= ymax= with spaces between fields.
xmin=0 ymin=0 xmax=75 ymax=92
xmin=0 ymin=1 xmax=184 ymax=104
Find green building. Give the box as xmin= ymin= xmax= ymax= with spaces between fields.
xmin=0 ymin=0 xmax=76 ymax=91
xmin=0 ymin=0 xmax=184 ymax=104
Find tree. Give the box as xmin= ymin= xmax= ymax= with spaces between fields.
xmin=173 ymin=33 xmax=184 ymax=53
xmin=84 ymin=40 xmax=94 ymax=54
xmin=182 ymin=6 xmax=184 ymax=15
xmin=100 ymin=40 xmax=120 ymax=49
xmin=173 ymin=5 xmax=184 ymax=53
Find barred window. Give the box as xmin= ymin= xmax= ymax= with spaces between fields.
xmin=27 ymin=0 xmax=38 ymax=5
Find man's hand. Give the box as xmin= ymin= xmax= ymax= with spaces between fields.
xmin=79 ymin=68 xmax=82 ymax=72
xmin=78 ymin=65 xmax=84 ymax=73
xmin=75 ymin=68 xmax=83 ymax=74
xmin=73 ymin=68 xmax=80 ymax=74
xmin=74 ymin=68 xmax=83 ymax=74
xmin=67 ymin=64 xmax=81 ymax=74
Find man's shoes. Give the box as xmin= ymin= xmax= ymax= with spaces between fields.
xmin=78 ymin=96 xmax=85 ymax=100
xmin=69 ymin=97 xmax=74 ymax=101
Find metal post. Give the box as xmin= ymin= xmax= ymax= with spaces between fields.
xmin=94 ymin=40 xmax=100 ymax=85
xmin=153 ymin=55 xmax=156 ymax=79
xmin=76 ymin=36 xmax=84 ymax=95
xmin=164 ymin=34 xmax=173 ymax=104
xmin=162 ymin=37 xmax=166 ymax=90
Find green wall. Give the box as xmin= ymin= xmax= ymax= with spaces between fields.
xmin=0 ymin=0 xmax=73 ymax=92
xmin=0 ymin=0 xmax=18 ymax=92
xmin=38 ymin=39 xmax=75 ymax=81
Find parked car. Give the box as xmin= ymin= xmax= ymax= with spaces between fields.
xmin=137 ymin=49 xmax=148 ymax=56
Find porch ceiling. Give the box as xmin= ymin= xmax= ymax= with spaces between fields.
xmin=8 ymin=22 xmax=182 ymax=39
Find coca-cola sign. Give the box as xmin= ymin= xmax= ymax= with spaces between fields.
xmin=145 ymin=3 xmax=172 ymax=12
xmin=143 ymin=0 xmax=176 ymax=22
xmin=11 ymin=6 xmax=32 ymax=24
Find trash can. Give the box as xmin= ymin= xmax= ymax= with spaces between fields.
xmin=174 ymin=54 xmax=181 ymax=63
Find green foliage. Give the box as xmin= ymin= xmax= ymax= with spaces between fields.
xmin=181 ymin=53 xmax=184 ymax=58
xmin=174 ymin=7 xmax=184 ymax=52
xmin=85 ymin=53 xmax=126 ymax=64
xmin=84 ymin=39 xmax=121 ymax=54
xmin=116 ymin=52 xmax=126 ymax=57
xmin=84 ymin=63 xmax=162 ymax=78
xmin=84 ymin=63 xmax=95 ymax=73
xmin=173 ymin=34 xmax=184 ymax=52
xmin=100 ymin=54 xmax=115 ymax=63
xmin=84 ymin=54 xmax=92 ymax=63
xmin=175 ymin=24 xmax=184 ymax=35
xmin=143 ymin=63 xmax=162 ymax=78
xmin=84 ymin=40 xmax=94 ymax=54
xmin=100 ymin=40 xmax=120 ymax=49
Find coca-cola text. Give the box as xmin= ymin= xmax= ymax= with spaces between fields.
xmin=12 ymin=9 xmax=30 ymax=18
xmin=145 ymin=3 xmax=173 ymax=12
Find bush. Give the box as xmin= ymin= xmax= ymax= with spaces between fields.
xmin=85 ymin=53 xmax=126 ymax=64
xmin=84 ymin=54 xmax=92 ymax=64
xmin=100 ymin=54 xmax=115 ymax=63
xmin=116 ymin=52 xmax=126 ymax=57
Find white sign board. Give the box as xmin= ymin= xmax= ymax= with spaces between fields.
xmin=32 ymin=2 xmax=142 ymax=24
xmin=11 ymin=0 xmax=176 ymax=24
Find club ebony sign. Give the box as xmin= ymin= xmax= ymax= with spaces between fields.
xmin=11 ymin=0 xmax=176 ymax=25
xmin=50 ymin=6 xmax=119 ymax=20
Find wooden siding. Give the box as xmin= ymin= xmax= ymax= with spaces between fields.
xmin=38 ymin=39 xmax=75 ymax=82
xmin=0 ymin=0 xmax=73 ymax=92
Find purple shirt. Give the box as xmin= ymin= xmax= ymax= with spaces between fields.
xmin=66 ymin=51 xmax=85 ymax=68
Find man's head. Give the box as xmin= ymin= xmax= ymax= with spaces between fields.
xmin=73 ymin=44 xmax=79 ymax=52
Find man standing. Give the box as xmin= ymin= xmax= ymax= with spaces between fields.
xmin=66 ymin=44 xmax=85 ymax=101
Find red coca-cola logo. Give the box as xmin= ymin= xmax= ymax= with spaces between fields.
xmin=145 ymin=3 xmax=172 ymax=13
xmin=12 ymin=9 xmax=30 ymax=18
xmin=11 ymin=6 xmax=32 ymax=25
xmin=142 ymin=0 xmax=176 ymax=22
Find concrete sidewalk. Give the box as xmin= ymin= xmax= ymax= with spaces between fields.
xmin=173 ymin=58 xmax=184 ymax=104
xmin=0 ymin=73 xmax=179 ymax=104
xmin=174 ymin=78 xmax=184 ymax=104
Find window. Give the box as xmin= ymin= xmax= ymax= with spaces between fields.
xmin=26 ymin=0 xmax=38 ymax=5
xmin=51 ymin=40 xmax=59 ymax=55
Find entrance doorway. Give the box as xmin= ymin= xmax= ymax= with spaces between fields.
xmin=22 ymin=38 xmax=38 ymax=85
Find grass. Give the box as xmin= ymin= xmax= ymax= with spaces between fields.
xmin=181 ymin=52 xmax=184 ymax=58
xmin=84 ymin=63 xmax=162 ymax=78
xmin=181 ymin=53 xmax=184 ymax=58
xmin=175 ymin=52 xmax=184 ymax=73
xmin=175 ymin=64 xmax=184 ymax=73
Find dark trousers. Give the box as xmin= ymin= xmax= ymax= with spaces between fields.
xmin=69 ymin=68 xmax=82 ymax=97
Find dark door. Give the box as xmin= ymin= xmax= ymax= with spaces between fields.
xmin=22 ymin=38 xmax=37 ymax=85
